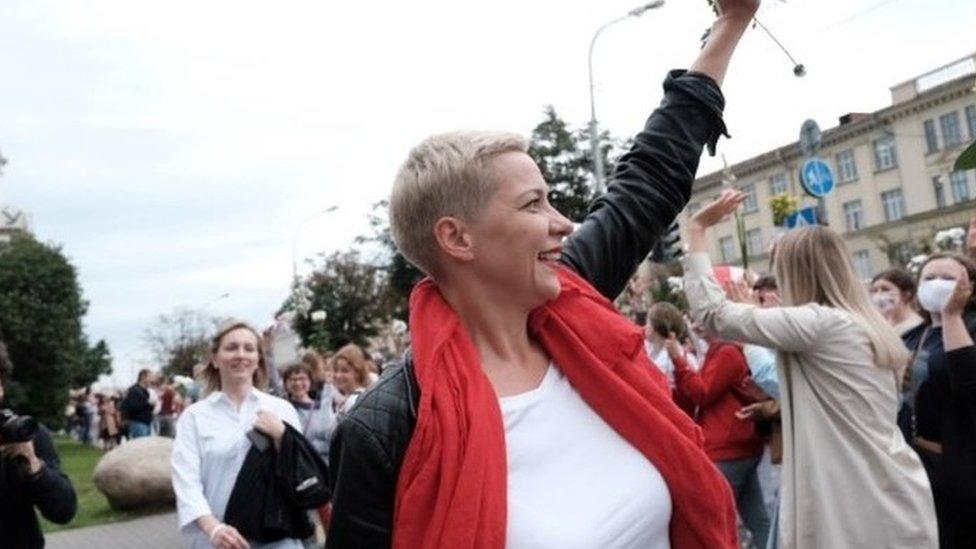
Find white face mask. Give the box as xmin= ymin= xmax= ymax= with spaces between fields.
xmin=871 ymin=292 xmax=896 ymax=313
xmin=917 ymin=279 xmax=957 ymax=313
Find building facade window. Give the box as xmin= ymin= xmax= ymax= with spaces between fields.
xmin=923 ymin=119 xmax=939 ymax=154
xmin=881 ymin=189 xmax=906 ymax=221
xmin=719 ymin=236 xmax=736 ymax=264
xmin=950 ymin=171 xmax=971 ymax=203
xmin=940 ymin=111 xmax=963 ymax=148
xmin=745 ymin=228 xmax=763 ymax=256
xmin=843 ymin=200 xmax=864 ymax=232
xmin=933 ymin=175 xmax=947 ymax=208
xmin=894 ymin=242 xmax=914 ymax=267
xmin=741 ymin=183 xmax=758 ymax=213
xmin=853 ymin=250 xmax=872 ymax=280
xmin=966 ymin=105 xmax=976 ymax=139
xmin=836 ymin=149 xmax=859 ymax=183
xmin=769 ymin=173 xmax=789 ymax=196
xmin=873 ymin=136 xmax=898 ymax=171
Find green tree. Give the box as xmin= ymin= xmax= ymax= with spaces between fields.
xmin=142 ymin=307 xmax=218 ymax=378
xmin=291 ymin=250 xmax=390 ymax=350
xmin=72 ymin=338 xmax=112 ymax=388
xmin=355 ymin=200 xmax=424 ymax=322
xmin=526 ymin=106 xmax=626 ymax=221
xmin=527 ymin=106 xmax=595 ymax=222
xmin=0 ymin=235 xmax=97 ymax=428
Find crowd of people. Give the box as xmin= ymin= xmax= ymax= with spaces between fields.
xmin=65 ymin=370 xmax=190 ymax=449
xmin=157 ymin=0 xmax=976 ymax=547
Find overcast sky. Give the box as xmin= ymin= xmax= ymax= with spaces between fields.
xmin=1 ymin=0 xmax=973 ymax=388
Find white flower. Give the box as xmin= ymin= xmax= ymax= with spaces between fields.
xmin=391 ymin=319 xmax=408 ymax=336
xmin=907 ymin=254 xmax=929 ymax=275
xmin=173 ymin=375 xmax=194 ymax=389
xmin=935 ymin=227 xmax=966 ymax=251
xmin=310 ymin=310 xmax=327 ymax=322
xmin=666 ymin=277 xmax=684 ymax=293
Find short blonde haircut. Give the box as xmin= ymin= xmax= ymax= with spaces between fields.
xmin=390 ymin=131 xmax=528 ymax=275
xmin=774 ymin=227 xmax=910 ymax=371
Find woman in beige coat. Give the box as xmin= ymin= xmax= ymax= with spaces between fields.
xmin=683 ymin=190 xmax=937 ymax=548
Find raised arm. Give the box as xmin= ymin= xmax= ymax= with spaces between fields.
xmin=561 ymin=1 xmax=757 ymax=300
xmin=683 ymin=190 xmax=828 ymax=353
xmin=941 ymin=264 xmax=976 ymax=397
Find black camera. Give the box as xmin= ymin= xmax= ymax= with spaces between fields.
xmin=0 ymin=408 xmax=38 ymax=444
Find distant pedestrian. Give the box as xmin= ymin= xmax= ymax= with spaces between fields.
xmin=97 ymin=394 xmax=123 ymax=450
xmin=121 ymin=369 xmax=155 ymax=439
xmin=157 ymin=377 xmax=179 ymax=438
xmin=332 ymin=344 xmax=369 ymax=418
xmin=871 ymin=268 xmax=924 ymax=336
xmin=283 ymin=362 xmax=336 ymax=464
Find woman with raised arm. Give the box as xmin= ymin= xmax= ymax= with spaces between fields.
xmin=683 ymin=190 xmax=937 ymax=548
xmin=902 ymin=250 xmax=976 ymax=548
xmin=326 ymin=3 xmax=761 ymax=548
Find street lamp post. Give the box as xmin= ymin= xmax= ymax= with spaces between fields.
xmin=291 ymin=205 xmax=339 ymax=282
xmin=588 ymin=0 xmax=666 ymax=194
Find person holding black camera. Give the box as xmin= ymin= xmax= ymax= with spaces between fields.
xmin=0 ymin=367 xmax=77 ymax=548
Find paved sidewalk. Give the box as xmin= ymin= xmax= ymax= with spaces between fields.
xmin=46 ymin=512 xmax=182 ymax=549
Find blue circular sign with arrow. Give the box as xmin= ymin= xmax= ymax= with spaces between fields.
xmin=800 ymin=157 xmax=835 ymax=198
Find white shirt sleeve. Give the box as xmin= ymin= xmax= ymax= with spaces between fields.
xmin=683 ymin=251 xmax=826 ymax=353
xmin=171 ymin=409 xmax=212 ymax=530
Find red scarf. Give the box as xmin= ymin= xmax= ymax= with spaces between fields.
xmin=393 ymin=266 xmax=737 ymax=548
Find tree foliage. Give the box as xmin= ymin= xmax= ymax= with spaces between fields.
xmin=142 ymin=307 xmax=218 ymax=378
xmin=73 ymin=337 xmax=112 ymax=388
xmin=527 ymin=106 xmax=596 ymax=222
xmin=526 ymin=106 xmax=621 ymax=222
xmin=355 ymin=200 xmax=424 ymax=322
xmin=291 ymin=250 xmax=390 ymax=350
xmin=0 ymin=235 xmax=109 ymax=428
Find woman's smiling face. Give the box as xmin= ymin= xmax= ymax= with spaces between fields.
xmin=461 ymin=151 xmax=574 ymax=309
xmin=213 ymin=328 xmax=260 ymax=387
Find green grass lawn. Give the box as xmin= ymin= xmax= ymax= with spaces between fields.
xmin=40 ymin=437 xmax=172 ymax=533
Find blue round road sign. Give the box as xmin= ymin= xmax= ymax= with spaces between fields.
xmin=800 ymin=158 xmax=835 ymax=198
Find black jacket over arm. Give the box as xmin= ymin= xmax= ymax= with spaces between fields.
xmin=0 ymin=425 xmax=77 ymax=549
xmin=326 ymin=69 xmax=727 ymax=549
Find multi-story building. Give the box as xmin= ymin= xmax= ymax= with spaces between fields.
xmin=683 ymin=53 xmax=976 ymax=278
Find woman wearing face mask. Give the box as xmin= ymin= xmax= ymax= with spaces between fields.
xmin=903 ymin=252 xmax=976 ymax=548
xmin=871 ymin=268 xmax=924 ymax=335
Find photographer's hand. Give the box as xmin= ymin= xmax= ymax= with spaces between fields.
xmin=0 ymin=441 xmax=44 ymax=475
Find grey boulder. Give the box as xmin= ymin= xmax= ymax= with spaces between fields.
xmin=93 ymin=436 xmax=176 ymax=511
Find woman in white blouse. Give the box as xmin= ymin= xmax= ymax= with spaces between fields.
xmin=172 ymin=320 xmax=303 ymax=549
xmin=683 ymin=190 xmax=937 ymax=548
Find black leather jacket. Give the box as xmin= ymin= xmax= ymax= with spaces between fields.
xmin=327 ymin=69 xmax=728 ymax=548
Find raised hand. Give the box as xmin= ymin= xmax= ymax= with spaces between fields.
xmin=711 ymin=0 xmax=760 ymax=21
xmin=942 ymin=261 xmax=972 ymax=318
xmin=691 ymin=189 xmax=747 ymax=229
xmin=723 ymin=278 xmax=756 ymax=305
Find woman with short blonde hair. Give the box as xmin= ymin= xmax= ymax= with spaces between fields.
xmin=327 ymin=3 xmax=761 ymax=547
xmin=683 ymin=190 xmax=937 ymax=548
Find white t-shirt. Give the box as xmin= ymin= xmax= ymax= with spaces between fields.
xmin=500 ymin=364 xmax=672 ymax=549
